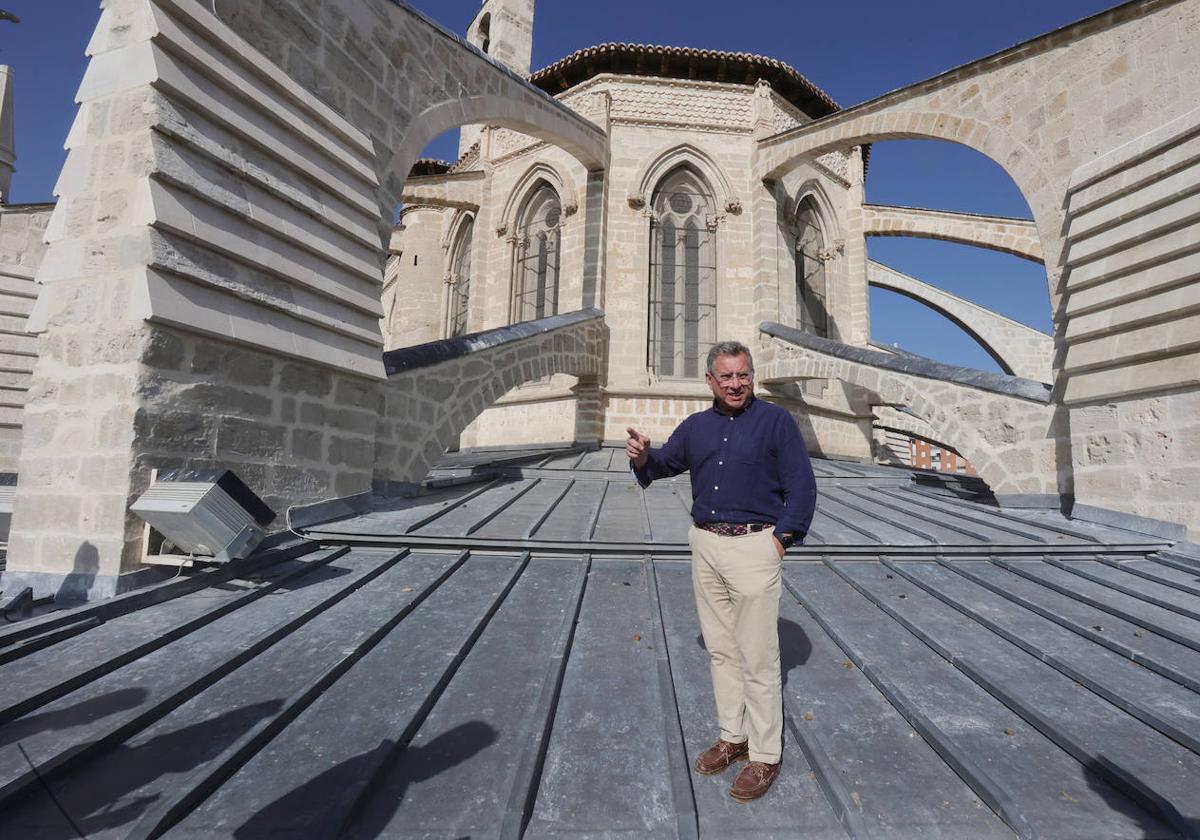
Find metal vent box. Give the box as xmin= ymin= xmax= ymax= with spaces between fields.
xmin=130 ymin=469 xmax=276 ymax=560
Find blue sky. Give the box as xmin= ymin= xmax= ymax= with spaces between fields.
xmin=1 ymin=0 xmax=1120 ymax=375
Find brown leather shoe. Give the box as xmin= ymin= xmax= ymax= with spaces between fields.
xmin=693 ymin=739 xmax=749 ymax=775
xmin=730 ymin=760 xmax=781 ymax=801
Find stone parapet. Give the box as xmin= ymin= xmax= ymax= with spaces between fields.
xmin=375 ymin=308 xmax=607 ymax=487
xmin=759 ymin=323 xmax=1056 ymax=499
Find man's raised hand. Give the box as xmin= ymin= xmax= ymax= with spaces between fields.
xmin=626 ymin=427 xmax=651 ymax=469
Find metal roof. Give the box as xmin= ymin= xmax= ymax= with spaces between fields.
xmin=0 ymin=445 xmax=1197 ymax=838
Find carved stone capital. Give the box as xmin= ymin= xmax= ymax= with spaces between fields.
xmin=816 ymin=240 xmax=846 ymax=262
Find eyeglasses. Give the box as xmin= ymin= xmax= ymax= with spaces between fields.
xmin=712 ymin=372 xmax=753 ymax=384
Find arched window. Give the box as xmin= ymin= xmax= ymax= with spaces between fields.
xmin=795 ymin=197 xmax=828 ymax=337
xmin=511 ymin=183 xmax=562 ymax=322
xmin=478 ymin=13 xmax=491 ymax=54
xmin=648 ymin=166 xmax=717 ymax=379
xmin=446 ymin=216 xmax=473 ymax=337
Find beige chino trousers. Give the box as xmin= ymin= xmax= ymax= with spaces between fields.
xmin=688 ymin=525 xmax=783 ymax=764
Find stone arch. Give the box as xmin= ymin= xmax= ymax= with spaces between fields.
xmin=870 ymin=263 xmax=1010 ymax=377
xmin=760 ymin=345 xmax=1053 ymax=497
xmin=500 ymin=162 xmax=579 ymax=229
xmin=758 ymin=113 xmax=1059 ymax=291
xmin=862 ymin=204 xmax=1043 ymax=262
xmin=872 ymin=286 xmax=1010 ymax=375
xmin=378 ymin=311 xmax=607 ymax=486
xmin=866 ymin=261 xmax=1053 ymax=381
xmin=786 ymin=178 xmax=843 ymax=242
xmin=388 ymin=94 xmax=606 ymax=206
xmin=440 ymin=208 xmax=476 ymax=251
xmin=759 ymin=320 xmax=1058 ymax=496
xmin=633 ymin=143 xmax=734 ymax=210
xmin=476 ymin=12 xmax=492 ymax=54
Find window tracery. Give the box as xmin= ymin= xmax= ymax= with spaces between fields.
xmin=648 ymin=165 xmax=717 ymax=379
xmin=794 ymin=197 xmax=829 ymax=338
xmin=511 ymin=183 xmax=562 ymax=323
xmin=445 ymin=216 xmax=473 ymax=338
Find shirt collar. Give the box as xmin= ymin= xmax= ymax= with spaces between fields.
xmin=711 ymin=393 xmax=756 ymax=417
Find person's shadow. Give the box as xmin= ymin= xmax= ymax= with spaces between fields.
xmin=1080 ymin=755 xmax=1197 ymax=838
xmin=55 ymin=542 xmax=99 ymax=606
xmin=235 ymin=720 xmax=498 ymax=839
xmin=0 ymin=687 xmax=149 ymax=749
xmin=0 ymin=699 xmax=286 ymax=839
xmin=695 ymin=616 xmax=812 ymax=688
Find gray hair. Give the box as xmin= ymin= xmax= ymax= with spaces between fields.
xmin=706 ymin=341 xmax=754 ymax=376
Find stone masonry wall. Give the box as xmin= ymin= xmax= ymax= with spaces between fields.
xmin=133 ymin=331 xmax=380 ymax=511
xmin=384 ymin=206 xmax=452 ymax=348
xmin=1061 ymin=104 xmax=1200 ymax=538
xmin=757 ymin=0 xmax=1200 ymax=534
xmin=759 ymin=330 xmax=1056 ymax=499
xmin=7 ymin=0 xmax=608 ymax=599
xmin=0 ymin=204 xmax=51 ymax=471
xmin=376 ymin=310 xmax=606 ymax=486
xmin=419 ymin=75 xmax=872 ymax=459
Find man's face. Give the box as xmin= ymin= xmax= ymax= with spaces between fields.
xmin=705 ymin=352 xmax=754 ymax=413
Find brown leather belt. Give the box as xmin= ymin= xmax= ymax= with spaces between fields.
xmin=697 ymin=522 xmax=773 ymax=537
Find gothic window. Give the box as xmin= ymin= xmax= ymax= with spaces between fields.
xmin=446 ymin=216 xmax=473 ymax=338
xmin=511 ymin=183 xmax=562 ymax=323
xmin=795 ymin=197 xmax=829 ymax=338
xmin=648 ymin=166 xmax=717 ymax=379
xmin=478 ymin=13 xmax=491 ymax=53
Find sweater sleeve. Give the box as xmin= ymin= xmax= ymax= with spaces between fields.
xmin=773 ymin=413 xmax=817 ymax=540
xmin=631 ymin=420 xmax=690 ymax=487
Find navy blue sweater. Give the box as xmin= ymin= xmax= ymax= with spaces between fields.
xmin=632 ymin=396 xmax=818 ymax=541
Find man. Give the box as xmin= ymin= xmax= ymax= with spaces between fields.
xmin=626 ymin=340 xmax=817 ymax=802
